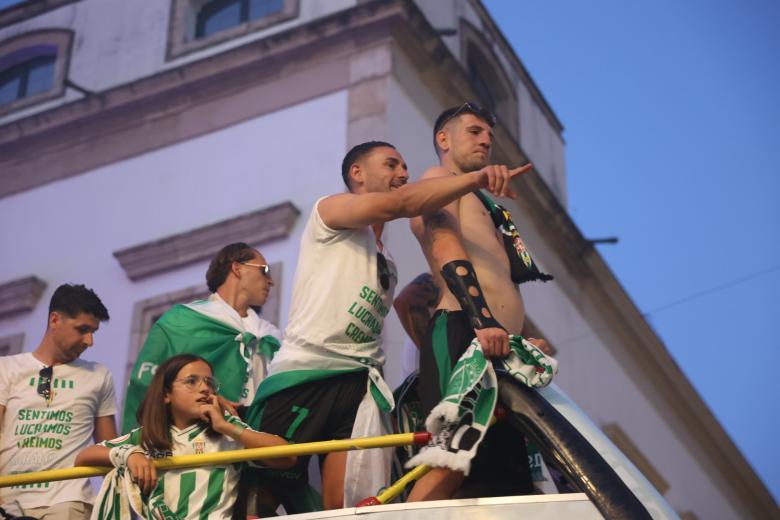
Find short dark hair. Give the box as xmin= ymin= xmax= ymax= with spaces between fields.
xmin=341 ymin=141 xmax=396 ymax=190
xmin=432 ymin=102 xmax=496 ymax=154
xmin=205 ymin=242 xmax=256 ymax=292
xmin=48 ymin=284 xmax=109 ymax=321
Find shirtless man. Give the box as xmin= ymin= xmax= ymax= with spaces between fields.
xmin=408 ymin=102 xmax=551 ymax=501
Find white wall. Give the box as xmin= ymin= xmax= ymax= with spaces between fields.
xmin=517 ymin=84 xmax=567 ymax=205
xmin=0 ymin=90 xmax=350 ymax=391
xmin=0 ymin=0 xmax=357 ymax=125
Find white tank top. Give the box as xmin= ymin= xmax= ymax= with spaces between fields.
xmin=282 ymin=198 xmax=398 ymax=364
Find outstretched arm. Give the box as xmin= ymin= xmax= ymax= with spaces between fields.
xmin=319 ymin=164 xmax=531 ymax=230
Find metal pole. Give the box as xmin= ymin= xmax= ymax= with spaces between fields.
xmin=0 ymin=432 xmax=431 ymax=488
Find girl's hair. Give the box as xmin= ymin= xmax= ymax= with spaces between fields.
xmin=136 ymin=354 xmax=214 ymax=453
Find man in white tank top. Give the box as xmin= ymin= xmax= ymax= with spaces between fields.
xmin=247 ymin=141 xmax=527 ymax=510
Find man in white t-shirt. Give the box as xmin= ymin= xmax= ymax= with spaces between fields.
xmin=247 ymin=140 xmax=529 ymax=510
xmin=0 ymin=284 xmax=117 ymax=520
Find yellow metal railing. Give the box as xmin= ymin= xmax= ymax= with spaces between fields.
xmin=357 ymin=414 xmax=501 ymax=506
xmin=0 ymin=432 xmax=431 ymax=488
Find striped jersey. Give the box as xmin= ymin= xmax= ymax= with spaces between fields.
xmin=100 ymin=415 xmax=249 ymax=519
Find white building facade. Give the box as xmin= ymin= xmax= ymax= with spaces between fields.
xmin=0 ymin=1 xmax=775 ymax=518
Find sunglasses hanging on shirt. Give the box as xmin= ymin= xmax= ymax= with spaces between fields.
xmin=377 ymin=252 xmax=390 ymax=291
xmin=37 ymin=365 xmax=53 ymax=403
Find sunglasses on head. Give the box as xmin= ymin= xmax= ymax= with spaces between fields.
xmin=37 ymin=366 xmax=53 ymax=402
xmin=437 ymin=101 xmax=497 ymax=132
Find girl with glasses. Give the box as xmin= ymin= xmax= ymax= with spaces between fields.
xmin=75 ymin=354 xmax=294 ymax=519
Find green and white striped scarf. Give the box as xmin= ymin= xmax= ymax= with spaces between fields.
xmin=91 ymin=466 xmax=179 ymax=520
xmin=407 ymin=335 xmax=557 ymax=474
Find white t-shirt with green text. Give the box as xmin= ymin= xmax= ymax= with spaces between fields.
xmin=0 ymin=353 xmax=117 ymax=508
xmin=281 ymin=198 xmax=398 ymax=364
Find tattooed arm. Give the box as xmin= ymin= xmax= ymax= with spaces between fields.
xmin=394 ymin=273 xmax=441 ymax=349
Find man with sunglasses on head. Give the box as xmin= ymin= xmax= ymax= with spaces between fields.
xmin=122 ymin=242 xmax=281 ymax=435
xmin=0 ymin=284 xmax=116 ymax=519
xmin=406 ymin=103 xmax=553 ymax=501
xmin=245 ymin=140 xmax=525 ymax=511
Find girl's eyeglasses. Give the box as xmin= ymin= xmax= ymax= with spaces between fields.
xmin=173 ymin=375 xmax=221 ymax=393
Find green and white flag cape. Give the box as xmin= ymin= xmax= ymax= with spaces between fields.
xmin=407 ymin=335 xmax=557 ymax=474
xmin=247 ymin=341 xmax=395 ymax=508
xmin=122 ymin=294 xmax=280 ymax=433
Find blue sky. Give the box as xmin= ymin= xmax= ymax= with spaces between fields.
xmin=483 ymin=0 xmax=780 ymax=503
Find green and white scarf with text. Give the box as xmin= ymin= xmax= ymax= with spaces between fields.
xmin=407 ymin=335 xmax=557 ymax=474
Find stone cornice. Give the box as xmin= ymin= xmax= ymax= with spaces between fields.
xmin=0 ymin=275 xmax=46 ymax=319
xmin=113 ymin=202 xmax=299 ymax=281
xmin=0 ymin=0 xmax=406 ymax=199
xmin=0 ymin=0 xmax=80 ymax=29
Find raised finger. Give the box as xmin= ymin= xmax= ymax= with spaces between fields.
xmin=509 ymin=163 xmax=533 ymax=178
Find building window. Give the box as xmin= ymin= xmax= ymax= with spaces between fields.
xmin=167 ymin=0 xmax=298 ymax=60
xmin=467 ymin=55 xmax=496 ymax=113
xmin=0 ymin=29 xmax=73 ymax=116
xmin=195 ymin=0 xmax=284 ymax=39
xmin=0 ymin=52 xmax=56 ymax=107
xmin=459 ymin=20 xmax=519 ymax=140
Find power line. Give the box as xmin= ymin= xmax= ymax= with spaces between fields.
xmin=642 ymin=262 xmax=780 ymax=317
xmin=553 ymin=261 xmax=780 ymax=347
